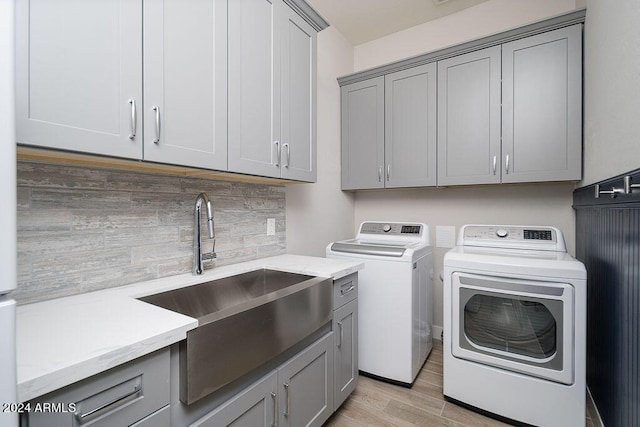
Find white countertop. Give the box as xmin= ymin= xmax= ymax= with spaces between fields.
xmin=16 ymin=254 xmax=363 ymax=402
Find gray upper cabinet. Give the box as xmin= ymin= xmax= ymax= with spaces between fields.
xmin=385 ymin=64 xmax=437 ymax=188
xmin=143 ymin=0 xmax=228 ymax=170
xmin=340 ymin=13 xmax=584 ymax=189
xmin=280 ymin=6 xmax=317 ymax=182
xmin=437 ymin=46 xmax=501 ymax=186
xmin=15 ymin=0 xmax=143 ymax=159
xmin=340 ymin=78 xmax=385 ymax=190
xmin=501 ymin=24 xmax=582 ymax=183
xmin=340 ymin=65 xmax=437 ymax=190
xmin=17 ymin=0 xmax=322 ymax=182
xmin=438 ymin=24 xmax=582 ymax=186
xmin=228 ymin=0 xmax=317 ymax=182
xmin=228 ymin=0 xmax=280 ymax=178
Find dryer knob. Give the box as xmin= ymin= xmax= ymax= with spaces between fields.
xmin=496 ymin=228 xmax=509 ymax=238
xmin=383 ymin=224 xmax=392 ymax=232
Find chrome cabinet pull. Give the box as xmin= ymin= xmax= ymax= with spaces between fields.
xmin=128 ymin=99 xmax=137 ymax=140
xmin=505 ymin=154 xmax=510 ymax=174
xmin=337 ymin=321 xmax=343 ymax=348
xmin=283 ymin=383 xmax=290 ymax=417
xmin=492 ymin=155 xmax=497 ymax=175
xmin=387 ymin=164 xmax=391 ymax=181
xmin=75 ymin=384 xmax=142 ymax=423
xmin=340 ymin=283 xmax=355 ymax=296
xmin=283 ymin=143 xmax=290 ymax=168
xmin=152 ymin=106 xmax=161 ymax=144
xmin=270 ymin=392 xmax=277 ymax=427
xmin=274 ymin=141 xmax=281 ymax=167
xmin=378 ymin=166 xmax=382 ymax=182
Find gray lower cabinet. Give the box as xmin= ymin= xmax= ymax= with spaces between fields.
xmin=437 ymin=24 xmax=582 ymax=186
xmin=189 ymin=371 xmax=278 ymax=427
xmin=332 ymin=273 xmax=358 ymax=409
xmin=228 ymin=0 xmax=317 ymax=182
xmin=333 ymin=298 xmax=358 ymax=408
xmin=340 ymin=64 xmax=437 ymax=190
xmin=22 ymin=348 xmax=170 ymax=427
xmin=278 ymin=332 xmax=334 ymax=427
xmin=191 ymin=332 xmax=334 ymax=427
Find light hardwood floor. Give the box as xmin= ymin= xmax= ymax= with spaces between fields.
xmin=326 ymin=340 xmax=596 ymax=427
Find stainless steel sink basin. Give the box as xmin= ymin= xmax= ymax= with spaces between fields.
xmin=139 ymin=269 xmax=332 ymax=404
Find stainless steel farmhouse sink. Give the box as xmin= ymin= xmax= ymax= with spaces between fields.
xmin=138 ymin=269 xmax=332 ymax=404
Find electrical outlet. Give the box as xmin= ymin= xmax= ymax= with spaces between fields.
xmin=267 ymin=218 xmax=276 ymax=236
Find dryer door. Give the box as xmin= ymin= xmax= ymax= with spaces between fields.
xmin=451 ymin=272 xmax=574 ymax=384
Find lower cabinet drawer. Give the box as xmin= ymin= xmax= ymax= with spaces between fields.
xmin=333 ymin=273 xmax=358 ymax=309
xmin=24 ymin=348 xmax=170 ymax=427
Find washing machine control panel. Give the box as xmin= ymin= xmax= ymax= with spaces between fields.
xmin=360 ymin=222 xmax=422 ymax=235
xmin=460 ymin=225 xmax=565 ymax=251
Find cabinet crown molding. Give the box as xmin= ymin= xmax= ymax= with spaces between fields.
xmin=337 ymin=8 xmax=585 ymax=87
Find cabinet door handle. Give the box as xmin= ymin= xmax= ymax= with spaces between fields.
xmin=340 ymin=283 xmax=355 ymax=296
xmin=152 ymin=106 xmax=161 ymax=144
xmin=274 ymin=141 xmax=280 ymax=167
xmin=270 ymin=392 xmax=277 ymax=427
xmin=378 ymin=166 xmax=382 ymax=182
xmin=283 ymin=382 xmax=290 ymax=417
xmin=492 ymin=155 xmax=497 ymax=175
xmin=387 ymin=164 xmax=391 ymax=181
xmin=283 ymin=143 xmax=290 ymax=168
xmin=337 ymin=321 xmax=343 ymax=348
xmin=75 ymin=384 xmax=142 ymax=423
xmin=505 ymin=154 xmax=510 ymax=174
xmin=128 ymin=99 xmax=137 ymax=140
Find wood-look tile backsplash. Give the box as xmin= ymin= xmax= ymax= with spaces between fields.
xmin=15 ymin=161 xmax=286 ymax=305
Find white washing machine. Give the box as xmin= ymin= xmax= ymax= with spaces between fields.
xmin=327 ymin=221 xmax=433 ymax=385
xmin=443 ymin=225 xmax=586 ymax=427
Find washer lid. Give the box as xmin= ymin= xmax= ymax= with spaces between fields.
xmin=329 ymin=241 xmax=406 ymax=257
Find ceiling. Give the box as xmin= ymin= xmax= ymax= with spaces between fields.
xmin=307 ymin=0 xmax=490 ymax=45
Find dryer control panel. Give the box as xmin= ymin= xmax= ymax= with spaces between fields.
xmin=459 ymin=225 xmax=566 ymax=252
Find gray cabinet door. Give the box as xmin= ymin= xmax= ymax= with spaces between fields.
xmin=228 ymin=0 xmax=282 ymax=178
xmin=384 ymin=63 xmax=437 ymax=188
xmin=334 ymin=298 xmax=358 ymax=409
xmin=341 ymin=78 xmax=385 ymax=190
xmin=15 ymin=0 xmax=142 ymax=159
xmin=190 ymin=371 xmax=278 ymax=427
xmin=143 ymin=0 xmax=227 ymax=170
xmin=280 ymin=6 xmax=317 ymax=182
xmin=27 ymin=349 xmax=170 ymax=427
xmin=278 ymin=332 xmax=334 ymax=427
xmin=437 ymin=46 xmax=502 ymax=186
xmin=501 ymin=24 xmax=582 ymax=183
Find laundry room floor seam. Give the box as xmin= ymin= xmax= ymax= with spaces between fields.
xmin=325 ymin=340 xmax=596 ymax=427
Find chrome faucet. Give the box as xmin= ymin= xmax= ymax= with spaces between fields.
xmin=193 ymin=192 xmax=216 ymax=275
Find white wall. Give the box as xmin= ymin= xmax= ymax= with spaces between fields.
xmin=354 ymin=183 xmax=576 ymax=336
xmin=354 ymin=0 xmax=577 ymax=72
xmin=582 ymin=0 xmax=640 ymax=185
xmin=286 ymin=27 xmax=355 ymax=256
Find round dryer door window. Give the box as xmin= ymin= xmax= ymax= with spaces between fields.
xmin=464 ymin=294 xmax=557 ymax=359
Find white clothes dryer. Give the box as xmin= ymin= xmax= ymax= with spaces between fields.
xmin=327 ymin=222 xmax=433 ymax=385
xmin=443 ymin=225 xmax=586 ymax=427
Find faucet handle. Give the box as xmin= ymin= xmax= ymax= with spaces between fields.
xmin=202 ymin=251 xmax=217 ymax=262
